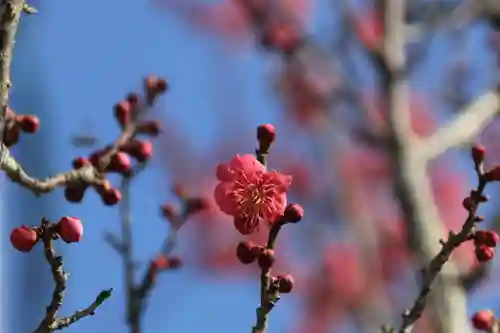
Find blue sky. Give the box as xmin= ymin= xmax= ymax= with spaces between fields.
xmin=3 ymin=0 xmax=500 ymax=332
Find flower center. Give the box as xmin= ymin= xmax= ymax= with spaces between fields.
xmin=249 ymin=187 xmax=264 ymax=205
xmin=238 ymin=185 xmax=265 ymax=217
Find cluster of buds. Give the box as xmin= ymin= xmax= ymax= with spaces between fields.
xmin=473 ymin=229 xmax=499 ymax=262
xmin=10 ymin=216 xmax=83 ymax=252
xmin=472 ymin=310 xmax=497 ymax=331
xmin=64 ymin=76 xmax=167 ymax=206
xmin=470 ymin=143 xmax=500 ymax=183
xmin=3 ymin=107 xmax=40 ymax=147
xmin=462 ymin=144 xmax=500 ymax=262
xmin=236 ymin=241 xmax=294 ymax=293
xmin=236 ymin=204 xmax=303 ymax=293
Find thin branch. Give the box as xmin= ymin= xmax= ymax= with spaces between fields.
xmin=0 ymin=107 xmax=141 ymax=195
xmin=0 ymin=146 xmax=106 ymax=194
xmin=250 ymin=149 xmax=284 ymax=333
xmin=420 ymin=91 xmax=500 ymax=161
xmin=0 ymin=0 xmax=24 ymax=147
xmin=36 ymin=219 xmax=67 ymax=330
xmin=50 ymin=288 xmax=113 ymax=331
xmin=398 ymin=173 xmax=487 ymax=333
xmin=252 ymin=223 xmax=282 ymax=333
xmin=33 ymin=218 xmax=111 ymax=333
xmin=118 ymin=174 xmax=141 ymax=333
xmin=109 ymin=165 xmax=187 ymax=333
xmin=135 ymin=212 xmax=186 ymax=300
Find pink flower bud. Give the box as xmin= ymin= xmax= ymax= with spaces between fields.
xmin=64 ymin=183 xmax=87 ymax=203
xmin=257 ymin=124 xmax=276 ymax=145
xmin=471 ymin=144 xmax=486 ymax=166
xmin=107 ymin=152 xmax=131 ymax=175
xmin=462 ymin=197 xmax=473 ymax=210
xmin=101 ymin=188 xmax=122 ymax=206
xmin=58 ymin=216 xmax=83 ymax=243
xmin=258 ymin=249 xmax=275 ymax=270
xmin=474 ymin=230 xmax=499 ymax=248
xmin=284 ymin=204 xmax=304 ymax=223
xmin=471 ymin=310 xmax=495 ymax=331
xmin=10 ymin=225 xmax=38 ymax=252
xmin=277 ymin=274 xmax=294 ymax=293
xmin=16 ymin=115 xmax=39 ymax=133
xmin=475 ymin=244 xmax=495 ymax=262
xmin=72 ymin=157 xmax=91 ymax=169
xmin=114 ymin=100 xmax=131 ymax=126
xmin=121 ymin=140 xmax=153 ymax=162
xmin=236 ymin=241 xmax=257 ymax=265
xmin=486 ymin=165 xmax=500 ymax=182
xmin=151 ymin=255 xmax=169 ymax=270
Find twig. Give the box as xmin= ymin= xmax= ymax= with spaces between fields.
xmin=110 ymin=166 xmax=187 ymax=333
xmin=136 ymin=212 xmax=186 ymax=300
xmin=0 ymin=145 xmax=106 ymax=194
xmin=49 ymin=288 xmax=113 ymax=331
xmin=117 ymin=174 xmax=142 ymax=333
xmin=0 ymin=105 xmax=142 ymax=195
xmin=33 ymin=218 xmax=112 ymax=333
xmin=420 ymin=91 xmax=500 ymax=161
xmin=0 ymin=0 xmax=24 ymax=147
xmin=250 ymin=149 xmax=283 ymax=333
xmin=398 ymin=174 xmax=487 ymax=333
xmin=22 ymin=3 xmax=36 ymax=14
xmin=252 ymin=223 xmax=282 ymax=333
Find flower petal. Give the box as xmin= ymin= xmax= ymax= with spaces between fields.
xmin=234 ymin=214 xmax=259 ymax=235
xmin=216 ymin=163 xmax=234 ymax=182
xmin=230 ymin=154 xmax=265 ymax=176
xmin=213 ymin=182 xmax=238 ymax=215
xmin=262 ymin=172 xmax=293 ymax=192
xmin=262 ymin=193 xmax=287 ymax=224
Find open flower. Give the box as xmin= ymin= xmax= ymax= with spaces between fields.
xmin=214 ymin=154 xmax=292 ymax=234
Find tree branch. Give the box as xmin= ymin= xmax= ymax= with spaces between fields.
xmin=0 ymin=104 xmax=142 ymax=195
xmin=33 ymin=218 xmax=111 ymax=333
xmin=108 ymin=166 xmax=189 ymax=333
xmin=135 ymin=211 xmax=186 ymax=300
xmin=0 ymin=0 xmax=24 ymax=146
xmin=397 ymin=173 xmax=486 ymax=333
xmin=252 ymin=222 xmax=282 ymax=333
xmin=420 ymin=91 xmax=500 ymax=161
xmin=379 ymin=0 xmax=470 ymax=332
xmin=0 ymin=145 xmax=106 ymax=194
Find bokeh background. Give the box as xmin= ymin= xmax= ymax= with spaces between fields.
xmin=4 ymin=0 xmax=500 ymax=332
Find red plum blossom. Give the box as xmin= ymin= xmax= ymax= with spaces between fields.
xmin=214 ymin=154 xmax=292 ymax=234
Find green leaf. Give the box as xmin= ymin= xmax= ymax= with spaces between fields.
xmin=95 ymin=288 xmax=113 ymax=306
